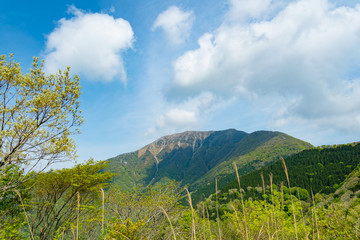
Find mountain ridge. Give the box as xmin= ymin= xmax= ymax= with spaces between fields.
xmin=106 ymin=129 xmax=313 ymax=195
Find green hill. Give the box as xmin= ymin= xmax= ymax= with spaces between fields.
xmin=221 ymin=142 xmax=360 ymax=197
xmin=106 ymin=129 xmax=312 ymax=196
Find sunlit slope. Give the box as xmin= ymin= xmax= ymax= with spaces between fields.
xmin=105 ymin=129 xmax=313 ymax=192
xmin=221 ymin=142 xmax=360 ymax=196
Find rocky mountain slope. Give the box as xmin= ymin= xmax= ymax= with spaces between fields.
xmin=105 ymin=129 xmax=313 ymax=195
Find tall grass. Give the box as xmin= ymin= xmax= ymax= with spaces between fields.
xmin=269 ymin=173 xmax=278 ymax=240
xmin=233 ymin=162 xmax=249 ymax=240
xmin=261 ymin=172 xmax=271 ymax=240
xmin=100 ymin=188 xmax=105 ymax=233
xmin=281 ymin=157 xmax=298 ymax=240
xmin=76 ymin=191 xmax=80 ymax=240
xmin=14 ymin=157 xmax=360 ymax=239
xmin=159 ymin=206 xmax=177 ymax=240
xmin=185 ymin=187 xmax=197 ymax=240
xmin=311 ymin=190 xmax=320 ymax=240
xmin=215 ymin=178 xmax=222 ymax=240
xmin=205 ymin=205 xmax=213 ymax=240
xmin=14 ymin=189 xmax=34 ymax=240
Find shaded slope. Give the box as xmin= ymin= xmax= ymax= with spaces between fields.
xmin=106 ymin=129 xmax=313 ymax=194
xmin=151 ymin=129 xmax=248 ymax=185
xmin=189 ymin=131 xmax=313 ymax=203
xmin=106 ymin=131 xmax=214 ymax=190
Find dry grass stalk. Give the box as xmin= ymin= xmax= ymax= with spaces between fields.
xmin=311 ymin=190 xmax=320 ymax=240
xmin=311 ymin=207 xmax=315 ymax=240
xmin=159 ymin=206 xmax=177 ymax=240
xmin=280 ymin=181 xmax=285 ymax=239
xmin=269 ymin=173 xmax=278 ymax=240
xmin=71 ymin=228 xmax=75 ymax=240
xmin=229 ymin=203 xmax=245 ymax=239
xmin=76 ymin=191 xmax=80 ymax=240
xmin=257 ymin=224 xmax=265 ymax=240
xmin=205 ymin=206 xmax=213 ymax=240
xmin=280 ymin=182 xmax=284 ymax=210
xmin=233 ymin=162 xmax=249 ymax=240
xmin=185 ymin=187 xmax=197 ymax=240
xmin=14 ymin=189 xmax=35 ymax=240
xmin=202 ymin=203 xmax=206 ymax=240
xmin=297 ymin=191 xmax=308 ymax=239
xmin=271 ymin=230 xmax=280 ymax=239
xmin=100 ymin=188 xmax=105 ymax=233
xmin=215 ymin=178 xmax=222 ymax=240
xmin=260 ymin=172 xmax=271 ymax=240
xmin=281 ymin=157 xmax=298 ymax=240
xmin=60 ymin=228 xmax=65 ymax=240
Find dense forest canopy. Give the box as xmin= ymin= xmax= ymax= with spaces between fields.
xmin=222 ymin=143 xmax=360 ymax=195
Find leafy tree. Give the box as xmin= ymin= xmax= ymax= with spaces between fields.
xmin=105 ymin=182 xmax=184 ymax=239
xmin=28 ymin=160 xmax=114 ymax=239
xmin=0 ymin=164 xmax=31 ymax=239
xmin=0 ymin=54 xmax=83 ymax=196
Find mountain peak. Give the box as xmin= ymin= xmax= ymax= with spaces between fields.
xmin=138 ymin=130 xmax=214 ymax=158
xmin=106 ymin=129 xmax=313 ymax=193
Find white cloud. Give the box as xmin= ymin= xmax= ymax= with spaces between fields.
xmin=171 ymin=0 xmax=360 ymax=132
xmin=146 ymin=108 xmax=197 ymax=136
xmin=152 ymin=6 xmax=195 ymax=45
xmin=226 ymin=0 xmax=272 ymax=22
xmin=157 ymin=109 xmax=197 ymax=128
xmin=44 ymin=6 xmax=134 ymax=82
xmin=145 ymin=92 xmax=229 ymax=137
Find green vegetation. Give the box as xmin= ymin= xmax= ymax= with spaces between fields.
xmin=190 ymin=131 xmax=313 ymax=204
xmin=107 ymin=129 xmax=313 ymax=205
xmin=3 ymin=157 xmax=360 ymax=239
xmin=1 ymin=144 xmax=360 ymax=239
xmin=0 ymin=54 xmax=83 ymax=198
xmin=1 ymin=55 xmax=360 ymax=239
xmin=28 ymin=160 xmax=114 ymax=239
xmin=222 ymin=143 xmax=360 ymax=195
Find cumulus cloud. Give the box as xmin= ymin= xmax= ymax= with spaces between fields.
xmin=146 ymin=108 xmax=197 ymax=136
xmin=44 ymin=6 xmax=134 ymax=82
xmin=171 ymin=0 xmax=360 ymax=132
xmin=152 ymin=6 xmax=195 ymax=45
xmin=146 ymin=92 xmax=227 ymax=136
xmin=226 ymin=0 xmax=272 ymax=22
xmin=156 ymin=109 xmax=197 ymax=128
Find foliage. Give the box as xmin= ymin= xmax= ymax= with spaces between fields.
xmin=27 ymin=160 xmax=114 ymax=239
xmin=0 ymin=54 xmax=83 ymax=197
xmin=1 ymin=55 xmax=359 ymax=238
xmin=0 ymin=164 xmax=31 ymax=240
xmin=104 ymin=181 xmax=184 ymax=239
xmin=222 ymin=143 xmax=360 ymax=196
xmin=107 ymin=130 xmax=312 ymax=206
xmin=106 ymin=218 xmax=146 ymax=239
xmin=0 ymin=217 xmax=26 ymax=240
xmin=316 ymin=203 xmax=360 ymax=239
xmin=2 ymin=155 xmax=360 ymax=239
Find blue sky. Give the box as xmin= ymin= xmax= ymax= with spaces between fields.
xmin=1 ymin=0 xmax=360 ymax=167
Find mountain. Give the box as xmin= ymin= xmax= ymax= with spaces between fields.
xmin=221 ymin=142 xmax=360 ymax=196
xmin=200 ymin=142 xmax=360 ymax=226
xmin=105 ymin=129 xmax=313 ymax=196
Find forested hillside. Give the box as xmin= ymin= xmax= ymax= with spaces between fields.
xmin=5 ymin=151 xmax=360 ymax=239
xmin=105 ymin=129 xmax=312 ymax=197
xmin=221 ymin=142 xmax=360 ymax=195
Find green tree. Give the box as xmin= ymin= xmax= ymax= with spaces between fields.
xmin=105 ymin=182 xmax=184 ymax=239
xmin=0 ymin=164 xmax=31 ymax=239
xmin=28 ymin=160 xmax=114 ymax=239
xmin=0 ymin=54 xmax=83 ymax=196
